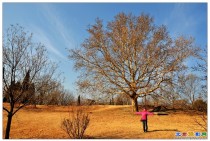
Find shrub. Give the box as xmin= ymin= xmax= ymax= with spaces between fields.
xmin=61 ymin=107 xmax=90 ymax=139
xmin=193 ymin=99 xmax=207 ymax=112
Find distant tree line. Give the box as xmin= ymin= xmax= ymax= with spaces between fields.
xmin=3 ymin=77 xmax=75 ymax=106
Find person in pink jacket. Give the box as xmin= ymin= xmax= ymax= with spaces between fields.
xmin=136 ymin=108 xmax=154 ymax=132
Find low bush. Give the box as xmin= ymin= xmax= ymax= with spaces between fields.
xmin=193 ymin=99 xmax=207 ymax=112
xmin=61 ymin=107 xmax=90 ymax=139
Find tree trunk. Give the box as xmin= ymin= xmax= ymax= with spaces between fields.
xmin=192 ymin=94 xmax=195 ymax=109
xmin=144 ymin=94 xmax=147 ymax=107
xmin=5 ymin=113 xmax=13 ymax=139
xmin=131 ymin=97 xmax=138 ymax=112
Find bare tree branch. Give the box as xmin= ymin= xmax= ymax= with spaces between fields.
xmin=3 ymin=107 xmax=10 ymax=113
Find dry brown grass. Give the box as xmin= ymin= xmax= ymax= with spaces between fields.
xmin=2 ymin=103 xmax=207 ymax=139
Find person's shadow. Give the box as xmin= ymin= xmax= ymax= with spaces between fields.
xmin=148 ymin=129 xmax=178 ymax=132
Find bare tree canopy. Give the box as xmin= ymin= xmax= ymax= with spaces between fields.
xmin=69 ymin=13 xmax=199 ymax=112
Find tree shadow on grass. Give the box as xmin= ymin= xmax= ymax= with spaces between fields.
xmin=148 ymin=129 xmax=178 ymax=132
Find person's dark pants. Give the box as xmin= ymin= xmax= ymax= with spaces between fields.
xmin=142 ymin=120 xmax=148 ymax=132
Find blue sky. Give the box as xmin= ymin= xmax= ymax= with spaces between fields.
xmin=3 ymin=3 xmax=207 ymax=94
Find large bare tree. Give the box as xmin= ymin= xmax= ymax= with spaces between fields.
xmin=3 ymin=24 xmax=59 ymax=139
xmin=69 ymin=13 xmax=199 ymax=112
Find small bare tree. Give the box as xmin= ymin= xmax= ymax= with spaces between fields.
xmin=59 ymin=90 xmax=75 ymax=106
xmin=61 ymin=107 xmax=90 ymax=139
xmin=35 ymin=70 xmax=60 ymax=105
xmin=159 ymin=82 xmax=180 ymax=109
xmin=192 ymin=48 xmax=207 ymax=100
xmin=3 ymin=24 xmax=59 ymax=139
xmin=178 ymin=74 xmax=201 ymax=108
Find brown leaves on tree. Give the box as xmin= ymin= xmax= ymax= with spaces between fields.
xmin=69 ymin=13 xmax=199 ymax=112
